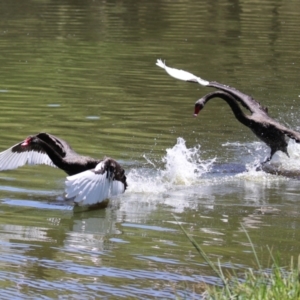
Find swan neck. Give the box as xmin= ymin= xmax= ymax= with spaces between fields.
xmin=201 ymin=91 xmax=250 ymax=125
xmin=36 ymin=138 xmax=66 ymax=169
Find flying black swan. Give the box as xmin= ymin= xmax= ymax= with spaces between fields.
xmin=156 ymin=59 xmax=300 ymax=163
xmin=0 ymin=133 xmax=127 ymax=206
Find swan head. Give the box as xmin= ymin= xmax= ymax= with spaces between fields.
xmin=194 ymin=100 xmax=204 ymax=117
xmin=21 ymin=136 xmax=38 ymax=147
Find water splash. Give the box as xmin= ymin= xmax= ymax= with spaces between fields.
xmin=161 ymin=137 xmax=214 ymax=185
xmin=263 ymin=139 xmax=300 ymax=177
xmin=236 ymin=139 xmax=300 ymax=180
xmin=127 ymin=137 xmax=215 ymax=193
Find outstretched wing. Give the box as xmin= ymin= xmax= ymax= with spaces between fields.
xmin=0 ymin=141 xmax=56 ymax=171
xmin=65 ymin=160 xmax=126 ymax=206
xmin=156 ymin=59 xmax=265 ymax=114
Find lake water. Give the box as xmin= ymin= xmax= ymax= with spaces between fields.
xmin=1 ymin=0 xmax=300 ymax=298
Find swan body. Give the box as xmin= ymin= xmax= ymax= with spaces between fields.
xmin=157 ymin=59 xmax=300 ymax=162
xmin=0 ymin=133 xmax=127 ymax=206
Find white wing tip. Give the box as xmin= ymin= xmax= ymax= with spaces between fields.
xmin=156 ymin=59 xmax=166 ymax=69
xmin=156 ymin=58 xmax=209 ymax=86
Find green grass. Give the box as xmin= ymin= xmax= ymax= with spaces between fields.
xmin=174 ymin=215 xmax=300 ymax=300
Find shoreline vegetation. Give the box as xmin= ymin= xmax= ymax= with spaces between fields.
xmin=174 ymin=216 xmax=300 ymax=299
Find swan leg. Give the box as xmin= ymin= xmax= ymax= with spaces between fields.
xmin=255 ymin=153 xmax=273 ymax=171
xmin=262 ymin=156 xmax=272 ymax=165
xmin=257 ymin=147 xmax=290 ymax=172
xmin=255 ymin=159 xmax=268 ymax=171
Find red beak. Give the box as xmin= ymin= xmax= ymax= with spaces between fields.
xmin=21 ymin=138 xmax=30 ymax=146
xmin=194 ymin=105 xmax=201 ymax=117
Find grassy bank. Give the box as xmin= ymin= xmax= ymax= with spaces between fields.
xmin=175 ymin=217 xmax=300 ymax=299
xmin=204 ymin=257 xmax=300 ymax=299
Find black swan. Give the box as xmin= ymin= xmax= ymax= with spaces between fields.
xmin=156 ymin=59 xmax=300 ymax=162
xmin=0 ymin=133 xmax=127 ymax=206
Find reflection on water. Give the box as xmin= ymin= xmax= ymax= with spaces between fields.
xmin=2 ymin=136 xmax=300 ymax=298
xmin=1 ymin=0 xmax=300 ymax=298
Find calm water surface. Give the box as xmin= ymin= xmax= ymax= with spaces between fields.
xmin=1 ymin=0 xmax=300 ymax=298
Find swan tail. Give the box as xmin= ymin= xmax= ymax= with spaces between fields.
xmin=283 ymin=130 xmax=300 ymax=144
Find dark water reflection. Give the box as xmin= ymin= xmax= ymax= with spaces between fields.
xmin=1 ymin=0 xmax=300 ymax=298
